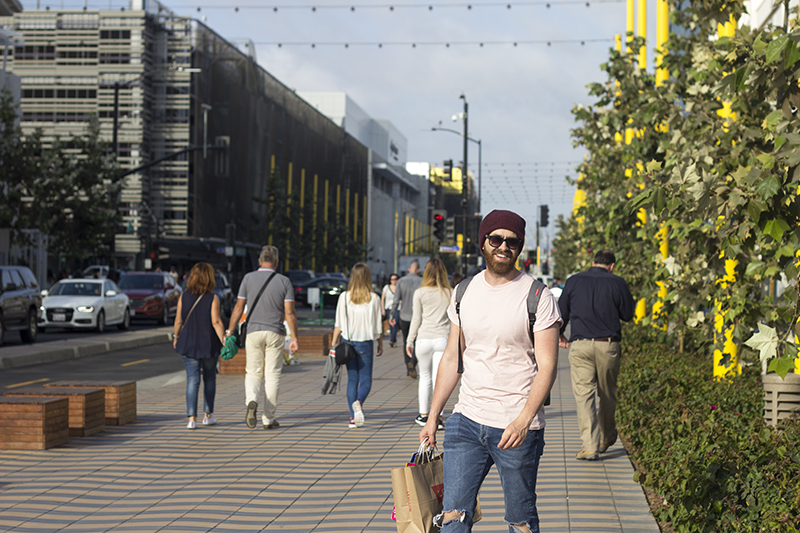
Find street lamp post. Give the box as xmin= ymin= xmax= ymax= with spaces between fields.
xmin=430 ymin=128 xmax=482 ymax=214
xmin=459 ymin=94 xmax=468 ymax=276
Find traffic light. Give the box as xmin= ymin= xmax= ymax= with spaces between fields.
xmin=539 ymin=205 xmax=549 ymax=228
xmin=432 ymin=209 xmax=446 ymax=242
xmin=445 ymin=216 xmax=455 ymax=242
xmin=443 ymin=159 xmax=453 ymax=181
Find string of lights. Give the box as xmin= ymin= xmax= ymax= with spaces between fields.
xmin=257 ymin=38 xmax=609 ymax=47
xmin=178 ymin=1 xmax=626 ymax=12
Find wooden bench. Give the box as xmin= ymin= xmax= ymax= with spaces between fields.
xmin=46 ymin=381 xmax=136 ymax=426
xmin=219 ymin=333 xmax=331 ymax=375
xmin=5 ymin=387 xmax=105 ymax=437
xmin=0 ymin=396 xmax=69 ymax=450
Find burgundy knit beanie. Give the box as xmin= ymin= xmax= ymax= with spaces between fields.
xmin=478 ymin=209 xmax=526 ymax=248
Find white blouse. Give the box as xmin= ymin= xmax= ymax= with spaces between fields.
xmin=335 ymin=291 xmax=383 ymax=342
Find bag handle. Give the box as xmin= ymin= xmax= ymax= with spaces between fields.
xmin=417 ymin=438 xmax=437 ymax=464
xmin=176 ymin=294 xmax=204 ymax=338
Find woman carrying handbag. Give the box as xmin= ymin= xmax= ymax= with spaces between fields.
xmin=173 ymin=262 xmax=226 ymax=429
xmin=330 ymin=263 xmax=383 ymax=428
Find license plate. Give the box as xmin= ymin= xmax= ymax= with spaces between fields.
xmin=129 ymin=309 xmax=135 ymax=316
xmin=53 ymin=313 xmax=66 ymax=322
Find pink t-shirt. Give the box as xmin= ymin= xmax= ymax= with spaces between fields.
xmin=447 ymin=271 xmax=562 ymax=430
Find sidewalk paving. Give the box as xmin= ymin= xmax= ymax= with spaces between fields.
xmin=0 ymin=343 xmax=660 ymax=533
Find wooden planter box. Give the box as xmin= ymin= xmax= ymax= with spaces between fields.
xmin=5 ymin=387 xmax=105 ymax=437
xmin=46 ymin=381 xmax=136 ymax=426
xmin=763 ymin=372 xmax=800 ymax=426
xmin=220 ymin=333 xmax=331 ymax=375
xmin=0 ymin=396 xmax=70 ymax=450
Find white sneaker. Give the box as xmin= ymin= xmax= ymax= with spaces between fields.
xmin=202 ymin=414 xmax=217 ymax=426
xmin=352 ymin=400 xmax=365 ymax=427
xmin=186 ymin=419 xmax=196 ymax=429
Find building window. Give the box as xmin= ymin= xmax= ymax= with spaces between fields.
xmin=99 ymin=53 xmax=131 ymax=64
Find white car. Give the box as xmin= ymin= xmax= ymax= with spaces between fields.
xmin=39 ymin=279 xmax=131 ymax=333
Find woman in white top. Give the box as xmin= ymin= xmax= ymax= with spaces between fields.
xmin=406 ymin=257 xmax=451 ymax=428
xmin=332 ymin=262 xmax=384 ymax=428
xmin=381 ymin=273 xmax=399 ymax=347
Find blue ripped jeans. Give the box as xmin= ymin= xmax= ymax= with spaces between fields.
xmin=344 ymin=339 xmax=374 ymax=416
xmin=438 ymin=413 xmax=545 ymax=533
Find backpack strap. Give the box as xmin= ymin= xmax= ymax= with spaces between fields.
xmin=454 ymin=275 xmax=474 ymax=374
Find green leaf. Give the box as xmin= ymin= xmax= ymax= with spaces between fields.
xmin=764 ymin=110 xmax=783 ymax=130
xmin=745 ymin=260 xmax=764 ymax=277
xmin=754 ymin=35 xmax=768 ymax=54
xmin=768 ymin=356 xmax=796 ymax=379
xmin=755 ymin=174 xmax=781 ymax=200
xmin=766 ymin=35 xmax=790 ymax=63
xmin=756 ymin=153 xmax=775 ymax=169
xmin=745 ymin=324 xmax=778 ymax=363
xmin=786 ymin=41 xmax=800 ymax=68
xmin=763 ymin=218 xmax=791 ymax=242
xmin=646 ymin=160 xmax=662 ymax=173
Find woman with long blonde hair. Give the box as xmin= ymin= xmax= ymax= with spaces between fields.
xmin=331 ymin=263 xmax=384 ymax=428
xmin=406 ymin=257 xmax=451 ymax=428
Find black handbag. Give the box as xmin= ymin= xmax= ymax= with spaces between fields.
xmin=236 ymin=272 xmax=277 ymax=349
xmin=334 ymin=293 xmax=357 ymax=365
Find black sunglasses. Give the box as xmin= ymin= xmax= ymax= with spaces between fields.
xmin=485 ymin=234 xmax=522 ymax=250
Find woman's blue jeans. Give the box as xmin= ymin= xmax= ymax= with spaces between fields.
xmin=438 ymin=413 xmax=545 ymax=532
xmin=344 ymin=339 xmax=374 ymax=417
xmin=182 ymin=355 xmax=217 ymax=417
xmin=386 ymin=308 xmax=399 ymax=343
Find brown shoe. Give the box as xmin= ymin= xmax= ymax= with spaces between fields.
xmin=407 ymin=363 xmax=417 ymax=379
xmin=264 ymin=420 xmax=280 ymax=429
xmin=576 ymin=450 xmax=599 ymax=461
xmin=599 ymin=432 xmax=618 ymax=453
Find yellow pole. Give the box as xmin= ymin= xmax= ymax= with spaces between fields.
xmin=323 ymin=180 xmax=329 ymax=271
xmin=353 ymin=193 xmax=359 ymax=241
xmin=269 ymin=155 xmax=276 ymax=246
xmin=656 ymin=0 xmax=668 ymax=86
xmin=637 ymin=0 xmax=647 ymax=69
xmin=312 ymin=174 xmax=318 ymax=271
xmin=363 ymin=196 xmax=367 ymax=246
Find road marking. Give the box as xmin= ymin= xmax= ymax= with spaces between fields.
xmin=122 ymin=359 xmax=150 ymax=367
xmin=6 ymin=378 xmax=49 ymax=389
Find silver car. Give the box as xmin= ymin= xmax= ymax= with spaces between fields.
xmin=39 ymin=279 xmax=131 ymax=333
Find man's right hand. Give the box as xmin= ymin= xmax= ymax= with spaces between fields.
xmin=419 ymin=421 xmax=438 ymax=448
xmin=559 ymin=334 xmax=570 ymax=349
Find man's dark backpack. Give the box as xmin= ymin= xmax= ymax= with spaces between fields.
xmin=454 ymin=276 xmax=550 ymax=406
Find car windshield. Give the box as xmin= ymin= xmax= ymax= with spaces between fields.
xmin=50 ymin=281 xmax=102 ymax=296
xmin=118 ymin=275 xmax=163 ymax=290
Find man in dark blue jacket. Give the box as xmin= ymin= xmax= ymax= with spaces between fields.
xmin=558 ymin=250 xmax=635 ymax=461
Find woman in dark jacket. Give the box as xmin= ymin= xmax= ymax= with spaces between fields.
xmin=173 ymin=262 xmax=225 ymax=429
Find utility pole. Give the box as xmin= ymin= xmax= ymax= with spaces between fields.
xmin=460 ymin=94 xmax=468 ymax=276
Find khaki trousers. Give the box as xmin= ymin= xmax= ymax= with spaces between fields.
xmin=244 ymin=330 xmax=285 ymax=425
xmin=568 ymin=339 xmax=621 ymax=453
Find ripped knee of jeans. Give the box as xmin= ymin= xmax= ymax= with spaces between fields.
xmin=433 ymin=509 xmax=466 ymax=528
xmin=510 ymin=521 xmax=532 ymax=533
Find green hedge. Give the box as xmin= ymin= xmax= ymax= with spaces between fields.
xmin=617 ymin=326 xmax=800 ymax=533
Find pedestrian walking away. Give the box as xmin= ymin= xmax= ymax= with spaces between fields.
xmin=419 ymin=209 xmax=561 ymax=533
xmin=331 ymin=262 xmax=384 ymax=428
xmin=173 ymin=262 xmax=225 ymax=430
xmin=405 ymin=257 xmax=450 ymax=429
xmin=381 ymin=273 xmax=399 ymax=347
xmin=558 ymin=249 xmax=635 ymax=461
xmin=226 ymin=245 xmax=299 ymax=430
xmin=390 ymin=260 xmax=422 ymax=378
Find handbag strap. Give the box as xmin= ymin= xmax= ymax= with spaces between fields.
xmin=177 ymin=293 xmax=204 ymax=337
xmin=243 ymin=271 xmax=277 ymax=331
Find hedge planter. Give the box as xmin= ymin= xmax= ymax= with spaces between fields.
xmin=762 ymin=372 xmax=800 ymax=426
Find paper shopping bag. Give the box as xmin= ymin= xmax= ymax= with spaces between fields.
xmin=391 ymin=454 xmax=443 ymax=533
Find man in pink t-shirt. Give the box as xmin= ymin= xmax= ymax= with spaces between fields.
xmin=419 ymin=209 xmax=561 ymax=533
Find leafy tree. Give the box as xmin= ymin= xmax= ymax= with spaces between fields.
xmin=0 ymin=90 xmax=122 ymax=267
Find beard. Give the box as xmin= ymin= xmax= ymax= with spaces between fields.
xmin=484 ymin=247 xmax=519 ymax=275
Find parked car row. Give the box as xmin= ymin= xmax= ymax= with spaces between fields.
xmin=0 ymin=266 xmax=42 ymax=346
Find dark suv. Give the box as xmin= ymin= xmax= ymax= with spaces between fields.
xmin=0 ymin=266 xmax=42 ymax=345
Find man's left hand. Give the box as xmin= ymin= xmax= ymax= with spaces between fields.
xmin=498 ymin=418 xmax=529 ymax=450
xmin=289 ymin=339 xmax=299 ymax=354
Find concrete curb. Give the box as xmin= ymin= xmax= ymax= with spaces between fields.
xmin=0 ymin=328 xmax=174 ymax=370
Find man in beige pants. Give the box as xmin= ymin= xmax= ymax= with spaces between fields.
xmin=557 ymin=250 xmax=634 ymax=461
xmin=227 ymin=246 xmax=299 ymax=429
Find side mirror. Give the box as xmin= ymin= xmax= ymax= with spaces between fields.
xmin=105 ymin=290 xmax=117 ymax=297
xmin=40 ymin=289 xmax=49 ymax=297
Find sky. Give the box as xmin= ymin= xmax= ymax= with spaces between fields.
xmin=19 ymin=0 xmax=666 ymax=245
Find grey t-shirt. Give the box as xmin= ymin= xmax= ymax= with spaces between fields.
xmin=237 ymin=268 xmax=294 ymax=335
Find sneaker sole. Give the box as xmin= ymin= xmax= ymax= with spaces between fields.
xmin=414 ymin=418 xmax=427 ymax=427
xmin=352 ymin=401 xmax=365 ymax=427
xmin=246 ymin=402 xmax=257 ymax=429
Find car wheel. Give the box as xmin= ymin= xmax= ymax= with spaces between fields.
xmin=158 ymin=302 xmax=169 ymax=326
xmin=118 ymin=308 xmax=130 ymax=331
xmin=20 ymin=308 xmax=38 ymax=343
xmin=96 ymin=310 xmax=106 ymax=333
